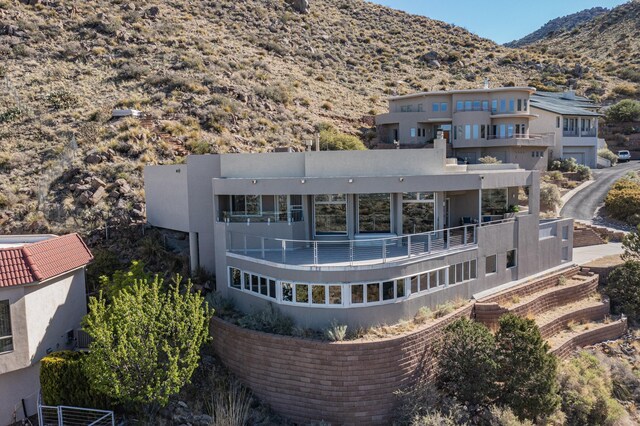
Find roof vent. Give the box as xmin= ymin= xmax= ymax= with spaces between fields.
xmin=561 ymin=89 xmax=576 ymax=101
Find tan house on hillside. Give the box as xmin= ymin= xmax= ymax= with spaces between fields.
xmin=0 ymin=233 xmax=93 ymax=425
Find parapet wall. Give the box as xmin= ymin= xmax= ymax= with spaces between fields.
xmin=211 ymin=304 xmax=474 ymax=425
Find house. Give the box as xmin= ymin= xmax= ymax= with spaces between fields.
xmin=529 ymin=90 xmax=601 ymax=168
xmin=144 ymin=135 xmax=573 ymax=329
xmin=375 ymin=86 xmax=555 ymax=170
xmin=0 ymin=233 xmax=93 ymax=425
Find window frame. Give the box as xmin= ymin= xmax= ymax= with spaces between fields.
xmin=506 ymin=249 xmax=517 ymax=269
xmin=486 ymin=254 xmax=497 ymax=275
xmin=230 ymin=195 xmax=262 ymax=217
xmin=0 ymin=300 xmax=12 ymax=354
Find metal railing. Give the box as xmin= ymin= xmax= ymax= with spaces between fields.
xmin=486 ymin=133 xmax=551 ymax=141
xmin=227 ymin=224 xmax=477 ymax=267
xmin=219 ymin=210 xmax=304 ymax=224
xmin=38 ymin=394 xmax=114 ymax=426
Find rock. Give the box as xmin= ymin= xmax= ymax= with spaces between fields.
xmin=74 ymin=184 xmax=92 ymax=196
xmin=192 ymin=415 xmax=212 ymax=425
xmin=177 ymin=401 xmax=189 ymax=410
xmin=84 ymin=152 xmax=103 ymax=164
xmin=419 ymin=50 xmax=439 ymax=62
xmin=108 ymin=190 xmax=120 ymax=199
xmin=115 ymin=178 xmax=132 ymax=193
xmin=428 ymin=60 xmax=441 ymax=69
xmin=90 ymin=176 xmax=107 ymax=190
xmin=121 ymin=2 xmax=135 ymax=11
xmin=288 ymin=0 xmax=310 ymax=14
xmin=90 ymin=186 xmax=106 ymax=205
xmin=145 ymin=6 xmax=160 ymax=18
xmin=62 ymin=167 xmax=81 ymax=182
xmin=77 ymin=191 xmax=91 ymax=205
xmin=131 ymin=209 xmax=144 ymax=218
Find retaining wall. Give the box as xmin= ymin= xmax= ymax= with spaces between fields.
xmin=552 ymin=318 xmax=627 ymax=359
xmin=211 ymin=304 xmax=473 ymax=425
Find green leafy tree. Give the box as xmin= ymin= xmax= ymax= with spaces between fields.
xmin=83 ymin=274 xmax=212 ymax=410
xmin=606 ymin=261 xmax=640 ymax=323
xmin=605 ymin=99 xmax=640 ymax=123
xmin=495 ymin=314 xmax=559 ymax=421
xmin=436 ymin=318 xmax=497 ymax=407
xmin=622 ymin=225 xmax=640 ymax=261
xmin=98 ymin=260 xmax=152 ymax=300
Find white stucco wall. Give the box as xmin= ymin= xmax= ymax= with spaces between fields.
xmin=144 ymin=164 xmax=190 ymax=232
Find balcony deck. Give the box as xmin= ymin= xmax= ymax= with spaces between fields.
xmin=227 ymin=226 xmax=477 ymax=270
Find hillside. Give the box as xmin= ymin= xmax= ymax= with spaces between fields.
xmin=505 ymin=7 xmax=608 ymax=48
xmin=522 ymin=0 xmax=640 ymax=97
xmin=0 ymin=0 xmax=629 ymax=237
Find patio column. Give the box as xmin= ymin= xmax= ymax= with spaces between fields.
xmin=189 ymin=231 xmax=199 ymax=274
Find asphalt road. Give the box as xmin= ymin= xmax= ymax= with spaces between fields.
xmin=560 ymin=161 xmax=640 ymax=221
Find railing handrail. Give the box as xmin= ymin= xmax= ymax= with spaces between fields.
xmin=229 ymin=224 xmax=476 ymax=246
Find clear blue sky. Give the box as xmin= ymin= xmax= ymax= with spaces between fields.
xmin=370 ymin=0 xmax=628 ymax=44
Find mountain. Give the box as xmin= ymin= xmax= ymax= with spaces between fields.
xmin=0 ymin=0 xmax=627 ymax=236
xmin=505 ymin=7 xmax=609 ymax=48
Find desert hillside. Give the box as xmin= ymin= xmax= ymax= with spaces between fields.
xmin=0 ymin=0 xmax=632 ymax=235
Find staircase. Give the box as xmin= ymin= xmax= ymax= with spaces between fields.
xmin=139 ymin=116 xmax=189 ymax=156
xmin=475 ymin=266 xmax=627 ymax=359
xmin=573 ymin=222 xmax=626 ymax=248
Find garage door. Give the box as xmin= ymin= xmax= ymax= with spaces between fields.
xmin=564 ymin=152 xmax=585 ymax=165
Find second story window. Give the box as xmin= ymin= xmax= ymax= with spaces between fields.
xmin=465 ymin=100 xmax=472 ymax=111
xmin=500 ymin=99 xmax=507 ymax=113
xmin=473 ymin=101 xmax=481 ymax=111
xmin=482 ymin=100 xmax=489 ymax=111
xmin=517 ymin=99 xmax=522 ymax=111
xmin=441 ymin=102 xmax=448 ymax=112
xmin=508 ymin=99 xmax=515 ymax=112
xmin=456 ymin=101 xmax=464 ymax=111
xmin=232 ymin=195 xmax=261 ymax=216
xmin=556 ymin=117 xmax=561 ymax=128
xmin=432 ymin=103 xmax=440 ymax=112
xmin=0 ymin=300 xmax=12 ymax=353
xmin=492 ymin=100 xmax=498 ymax=114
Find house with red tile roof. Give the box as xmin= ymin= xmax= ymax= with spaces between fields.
xmin=0 ymin=233 xmax=93 ymax=425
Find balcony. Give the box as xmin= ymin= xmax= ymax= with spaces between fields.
xmin=226 ymin=224 xmax=478 ymax=270
xmin=453 ymin=133 xmax=554 ymax=149
xmin=219 ymin=210 xmax=304 ymax=224
xmin=563 ymin=129 xmax=597 ymax=138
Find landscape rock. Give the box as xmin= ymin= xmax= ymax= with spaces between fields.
xmin=90 ymin=186 xmax=106 ymax=205
xmin=84 ymin=152 xmax=103 ymax=165
xmin=77 ymin=191 xmax=91 ymax=205
xmin=145 ymin=6 xmax=160 ymax=18
xmin=90 ymin=176 xmax=107 ymax=190
xmin=288 ymin=0 xmax=310 ymax=14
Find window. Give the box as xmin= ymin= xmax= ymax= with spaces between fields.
xmin=282 ymin=282 xmax=293 ymax=302
xmin=397 ymin=280 xmax=405 ymax=298
xmin=517 ymin=99 xmax=522 ymax=111
xmin=507 ymin=125 xmax=514 ymax=138
xmin=402 ymin=192 xmax=435 ymax=234
xmin=231 ymin=195 xmax=261 ymax=216
xmin=229 ymin=268 xmax=242 ymax=289
xmin=486 ymin=255 xmax=497 ymax=274
xmin=500 ymin=124 xmax=506 ymax=138
xmin=481 ymin=125 xmax=486 ymax=139
xmin=562 ymin=246 xmax=569 ymax=261
xmin=509 ymin=99 xmax=515 ymax=112
xmin=523 ymin=99 xmax=528 ymax=110
xmin=556 ymin=117 xmax=560 ymax=128
xmin=456 ymin=100 xmax=464 ymax=111
xmin=507 ymin=250 xmax=517 ymax=268
xmin=482 ymin=188 xmax=508 ymax=216
xmin=491 ymin=100 xmax=498 ymax=113
xmin=562 ymin=225 xmax=569 ymax=240
xmin=329 ymin=286 xmax=342 ymax=305
xmin=473 ymin=100 xmax=481 ymax=111
xmin=0 ymin=300 xmax=12 ymax=353
xmin=411 ymin=128 xmax=416 ymax=138
xmin=296 ymin=284 xmax=309 ymax=303
xmin=482 ymin=100 xmax=489 ymax=111
xmin=358 ymin=193 xmax=391 ymax=233
xmin=432 ymin=103 xmax=440 ymax=112
xmin=417 ymin=103 xmax=423 ymax=112
xmin=383 ymin=281 xmax=395 ymax=300
xmin=470 ymin=260 xmax=477 ymax=279
xmin=473 ymin=124 xmax=479 ymax=140
xmin=441 ymin=102 xmax=448 ymax=112
xmin=314 ymin=194 xmax=347 ymax=235
xmin=465 ymin=125 xmax=471 ymax=140
xmin=465 ymin=100 xmax=472 ymax=111
xmin=312 ymin=285 xmax=325 ymax=304
xmin=500 ymin=99 xmax=506 ymax=113
xmin=367 ymin=283 xmax=380 ymax=303
xmin=352 ymin=285 xmax=364 ymax=304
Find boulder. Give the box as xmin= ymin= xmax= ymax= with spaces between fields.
xmin=84 ymin=152 xmax=103 ymax=164
xmin=90 ymin=187 xmax=106 ymax=205
xmin=145 ymin=6 xmax=160 ymax=18
xmin=419 ymin=50 xmax=439 ymax=62
xmin=90 ymin=176 xmax=107 ymax=190
xmin=77 ymin=191 xmax=91 ymax=205
xmin=288 ymin=0 xmax=310 ymax=14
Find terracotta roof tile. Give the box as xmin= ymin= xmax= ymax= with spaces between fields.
xmin=0 ymin=234 xmax=93 ymax=288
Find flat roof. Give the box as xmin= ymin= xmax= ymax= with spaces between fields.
xmin=530 ymin=92 xmax=601 ymax=117
xmin=388 ymin=87 xmax=536 ymax=101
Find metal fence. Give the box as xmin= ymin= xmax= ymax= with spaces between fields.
xmin=38 ymin=395 xmax=114 ymax=426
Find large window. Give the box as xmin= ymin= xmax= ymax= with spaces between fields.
xmin=358 ymin=193 xmax=391 ymax=233
xmin=231 ymin=195 xmax=261 ymax=216
xmin=315 ymin=194 xmax=347 ymax=235
xmin=507 ymin=250 xmax=517 ymax=268
xmin=482 ymin=189 xmax=508 ymax=216
xmin=402 ymin=192 xmax=435 ymax=234
xmin=0 ymin=300 xmax=13 ymax=353
xmin=486 ymin=255 xmax=497 ymax=274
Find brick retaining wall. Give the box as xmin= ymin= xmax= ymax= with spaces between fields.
xmin=552 ymin=319 xmax=627 ymax=360
xmin=211 ymin=304 xmax=474 ymax=425
xmin=539 ymin=300 xmax=610 ymax=339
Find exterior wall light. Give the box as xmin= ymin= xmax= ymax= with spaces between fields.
xmin=348 ymin=179 xmax=354 ymax=183
xmin=399 ymin=177 xmax=404 ymax=182
xmin=301 ymin=179 xmax=306 ymax=184
xmin=252 ymin=179 xmax=257 ymax=184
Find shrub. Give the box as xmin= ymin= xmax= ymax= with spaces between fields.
xmin=606 ymin=99 xmax=640 ymax=123
xmin=0 ymin=107 xmax=23 ymax=123
xmin=606 ymin=261 xmax=640 ymax=323
xmin=604 ymin=177 xmax=640 ymax=222
xmin=238 ymin=303 xmax=294 ymax=335
xmin=558 ymin=351 xmax=627 ymax=426
xmin=598 ymin=148 xmax=619 ymax=166
xmin=324 ymin=320 xmax=347 ymax=342
xmin=436 ymin=318 xmax=497 ymax=407
xmin=319 ymin=127 xmax=366 ymax=151
xmin=575 ymin=165 xmax=592 ymax=181
xmin=612 ymin=83 xmax=638 ymax=97
xmin=85 ymin=249 xmax=122 ymax=294
xmin=40 ymin=351 xmax=109 ymax=408
xmin=495 ymin=314 xmax=559 ymax=421
xmin=256 ymin=83 xmax=292 ymax=105
xmin=540 ymin=184 xmax=561 ymax=212
xmin=207 ymin=380 xmax=252 ymax=426
xmin=478 ymin=155 xmax=502 ymax=164
xmin=46 ymin=90 xmax=78 ymax=110
xmin=97 ymin=260 xmax=152 ymax=301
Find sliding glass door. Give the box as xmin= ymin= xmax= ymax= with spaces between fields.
xmin=314 ymin=194 xmax=347 ymax=235
xmin=357 ymin=193 xmax=391 ymax=234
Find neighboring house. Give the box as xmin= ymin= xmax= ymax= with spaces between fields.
xmin=144 ymin=136 xmax=573 ymax=329
xmin=529 ymin=90 xmax=601 ymax=168
xmin=375 ymin=86 xmax=554 ymax=170
xmin=0 ymin=234 xmax=93 ymax=425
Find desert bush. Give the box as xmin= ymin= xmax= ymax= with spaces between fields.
xmin=146 ymin=73 xmax=207 ymax=94
xmin=118 ymin=64 xmax=150 ymax=81
xmin=606 ymin=99 xmax=640 ymax=123
xmin=46 ymin=90 xmax=78 ymax=110
xmin=618 ymin=66 xmax=640 ymax=83
xmin=256 ymin=83 xmax=293 ymax=105
xmin=0 ymin=107 xmax=23 ymax=123
xmin=575 ymin=165 xmax=592 ymax=181
xmin=598 ymin=148 xmax=619 ymax=166
xmin=238 ymin=303 xmax=295 ymax=335
xmin=540 ymin=184 xmax=561 ymax=212
xmin=545 ymin=170 xmax=564 ymax=181
xmin=324 ymin=320 xmax=348 ymax=342
xmin=606 ymin=261 xmax=640 ymax=323
xmin=612 ymin=83 xmax=638 ymax=97
xmin=604 ymin=177 xmax=640 ymax=222
xmin=558 ymin=351 xmax=627 ymax=426
xmin=207 ymin=380 xmax=252 ymax=426
xmin=318 ymin=127 xmax=366 ymax=151
xmin=550 ymin=157 xmax=578 ymax=173
xmin=478 ymin=155 xmax=502 ymax=164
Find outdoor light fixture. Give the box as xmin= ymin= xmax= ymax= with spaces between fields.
xmin=399 ymin=177 xmax=404 ymax=182
xmin=252 ymin=179 xmax=257 ymax=184
xmin=348 ymin=179 xmax=354 ymax=183
xmin=301 ymin=179 xmax=306 ymax=184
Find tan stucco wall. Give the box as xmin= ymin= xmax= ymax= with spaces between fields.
xmin=0 ymin=364 xmax=39 ymax=425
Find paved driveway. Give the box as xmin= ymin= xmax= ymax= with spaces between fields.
xmin=560 ymin=161 xmax=640 ymax=221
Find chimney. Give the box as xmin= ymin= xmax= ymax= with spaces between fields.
xmin=483 ymin=78 xmax=490 ymax=89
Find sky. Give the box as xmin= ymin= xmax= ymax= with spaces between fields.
xmin=370 ymin=0 xmax=628 ymax=44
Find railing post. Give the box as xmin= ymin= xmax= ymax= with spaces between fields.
xmin=427 ymin=233 xmax=431 ymax=253
xmin=313 ymin=241 xmax=318 ymax=265
xmin=243 ymin=234 xmax=247 ymax=255
xmin=463 ymin=225 xmax=467 ymax=245
xmin=446 ymin=229 xmax=450 ymax=249
xmin=382 ymin=240 xmax=387 ymax=263
xmin=58 ymin=407 xmax=63 ymax=426
xmin=407 ymin=235 xmax=412 ymax=258
xmin=350 ymin=240 xmax=354 ymax=266
xmin=281 ymin=240 xmax=286 ymax=263
xmin=261 ymin=237 xmax=265 ymax=259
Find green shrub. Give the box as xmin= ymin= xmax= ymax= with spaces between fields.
xmin=598 ymin=148 xmax=619 ymax=166
xmin=238 ymin=303 xmax=294 ymax=335
xmin=575 ymin=165 xmax=592 ymax=181
xmin=540 ymin=184 xmax=561 ymax=212
xmin=0 ymin=107 xmax=23 ymax=123
xmin=606 ymin=261 xmax=640 ymax=323
xmin=40 ymin=351 xmax=109 ymax=408
xmin=319 ymin=127 xmax=366 ymax=151
xmin=604 ymin=177 xmax=640 ymax=222
xmin=612 ymin=83 xmax=638 ymax=97
xmin=606 ymin=99 xmax=640 ymax=123
xmin=558 ymin=351 xmax=627 ymax=426
xmin=46 ymin=90 xmax=78 ymax=110
xmin=256 ymin=83 xmax=292 ymax=105
xmin=324 ymin=320 xmax=347 ymax=342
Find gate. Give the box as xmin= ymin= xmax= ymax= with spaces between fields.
xmin=38 ymin=395 xmax=114 ymax=426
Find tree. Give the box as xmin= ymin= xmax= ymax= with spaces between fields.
xmin=98 ymin=260 xmax=152 ymax=300
xmin=622 ymin=225 xmax=640 ymax=261
xmin=83 ymin=273 xmax=212 ymax=410
xmin=495 ymin=314 xmax=559 ymax=421
xmin=436 ymin=318 xmax=497 ymax=407
xmin=606 ymin=261 xmax=640 ymax=323
xmin=317 ymin=123 xmax=366 ymax=151
xmin=605 ymin=99 xmax=640 ymax=123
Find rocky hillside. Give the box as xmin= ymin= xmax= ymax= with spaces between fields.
xmin=521 ymin=1 xmax=640 ymax=98
xmin=505 ymin=7 xmax=608 ymax=48
xmin=0 ymin=0 xmax=630 ymax=237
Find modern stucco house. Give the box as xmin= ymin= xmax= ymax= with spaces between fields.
xmin=0 ymin=233 xmax=93 ymax=425
xmin=375 ymin=86 xmax=601 ymax=170
xmin=145 ymin=135 xmax=573 ymax=329
xmin=529 ymin=90 xmax=601 ymax=168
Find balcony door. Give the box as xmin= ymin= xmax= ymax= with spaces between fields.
xmin=357 ymin=193 xmax=392 ymax=234
xmin=314 ymin=194 xmax=347 ymax=236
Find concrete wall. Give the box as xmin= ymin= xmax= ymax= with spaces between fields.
xmin=144 ymin=164 xmax=190 ymax=233
xmin=0 ymin=364 xmax=39 ymax=425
